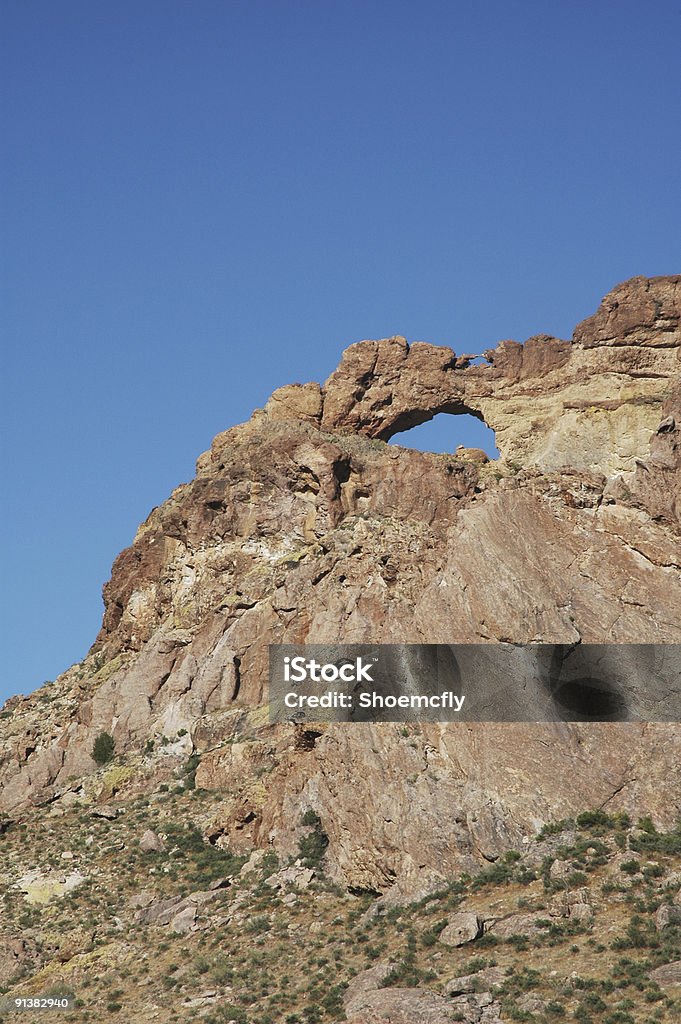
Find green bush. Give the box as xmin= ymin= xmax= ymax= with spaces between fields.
xmin=298 ymin=810 xmax=329 ymax=867
xmin=298 ymin=826 xmax=329 ymax=868
xmin=301 ymin=809 xmax=322 ymax=828
xmin=182 ymin=752 xmax=200 ymax=789
xmin=91 ymin=731 xmax=115 ymax=765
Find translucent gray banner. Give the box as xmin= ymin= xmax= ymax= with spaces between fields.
xmin=268 ymin=644 xmax=681 ymax=723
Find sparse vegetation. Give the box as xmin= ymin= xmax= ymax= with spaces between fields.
xmin=297 ymin=810 xmax=329 ymax=868
xmin=2 ymin=794 xmax=681 ymax=1021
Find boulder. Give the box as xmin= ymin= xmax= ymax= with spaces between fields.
xmin=650 ymin=960 xmax=681 ymax=987
xmin=264 ymin=864 xmax=315 ymax=890
xmin=444 ymin=966 xmax=506 ymax=995
xmin=90 ymin=805 xmax=119 ymax=820
xmin=569 ymin=902 xmax=594 ymax=924
xmin=346 ymin=986 xmax=481 ymax=1023
xmin=170 ymin=904 xmax=197 ymax=934
xmin=439 ymin=912 xmax=484 ymax=947
xmin=139 ymin=829 xmax=166 ymax=853
xmin=135 ymin=889 xmax=218 ymax=929
xmin=655 ymin=904 xmax=681 ymax=931
xmin=489 ymin=912 xmax=545 ymax=939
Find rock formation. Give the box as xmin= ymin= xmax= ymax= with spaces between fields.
xmin=1 ymin=274 xmax=680 ymax=896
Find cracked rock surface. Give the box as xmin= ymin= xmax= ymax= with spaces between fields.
xmin=1 ymin=275 xmax=680 ymax=893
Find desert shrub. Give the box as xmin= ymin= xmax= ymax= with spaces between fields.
xmin=537 ymin=818 xmax=574 ymax=838
xmin=161 ymin=821 xmax=245 ymax=883
xmin=320 ymin=983 xmax=346 ymax=1018
xmin=301 ymin=809 xmax=322 ymax=827
xmin=630 ymin=827 xmax=681 ymax=856
xmin=182 ymin=752 xmax=200 ymax=789
xmin=91 ymin=731 xmax=115 ymax=765
xmin=297 ymin=811 xmax=329 ymax=867
xmin=576 ymin=810 xmax=630 ymax=834
xmin=421 ymin=918 xmax=448 ymax=946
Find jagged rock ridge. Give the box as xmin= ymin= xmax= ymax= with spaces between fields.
xmin=1 ymin=275 xmax=680 ymax=895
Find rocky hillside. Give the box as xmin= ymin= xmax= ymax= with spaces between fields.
xmin=0 ymin=274 xmax=680 ymax=1019
xmin=3 ymin=789 xmax=681 ymax=1022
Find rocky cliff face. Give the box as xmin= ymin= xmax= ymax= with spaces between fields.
xmin=2 ymin=275 xmax=680 ymax=895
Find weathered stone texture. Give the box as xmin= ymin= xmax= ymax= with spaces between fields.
xmin=1 ymin=275 xmax=680 ymax=895
xmin=319 ymin=276 xmax=680 ymax=474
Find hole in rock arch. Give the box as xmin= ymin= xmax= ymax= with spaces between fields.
xmin=388 ymin=412 xmax=499 ymax=458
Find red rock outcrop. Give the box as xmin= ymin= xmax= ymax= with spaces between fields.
xmin=266 ymin=274 xmax=680 ymax=475
xmin=1 ymin=275 xmax=679 ymax=893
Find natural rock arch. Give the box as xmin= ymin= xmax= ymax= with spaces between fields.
xmin=263 ymin=276 xmax=680 ymax=474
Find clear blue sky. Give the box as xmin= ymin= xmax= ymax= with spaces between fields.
xmin=2 ymin=0 xmax=680 ymax=704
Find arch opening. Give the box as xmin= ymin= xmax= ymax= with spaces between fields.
xmin=387 ymin=412 xmax=499 ymax=458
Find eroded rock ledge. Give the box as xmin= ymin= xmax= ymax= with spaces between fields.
xmin=261 ymin=274 xmax=680 ymax=474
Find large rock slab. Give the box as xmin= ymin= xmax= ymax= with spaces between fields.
xmin=444 ymin=966 xmax=506 ymax=995
xmin=650 ymin=960 xmax=681 ymax=987
xmin=346 ymin=986 xmax=479 ymax=1023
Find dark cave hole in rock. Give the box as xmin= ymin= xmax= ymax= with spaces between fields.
xmin=553 ymin=679 xmax=629 ymax=721
xmin=388 ymin=412 xmax=499 ymax=458
xmin=295 ymin=728 xmax=323 ymax=751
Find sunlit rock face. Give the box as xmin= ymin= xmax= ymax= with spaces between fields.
xmin=317 ymin=274 xmax=681 ymax=475
xmin=1 ymin=275 xmax=680 ymax=893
